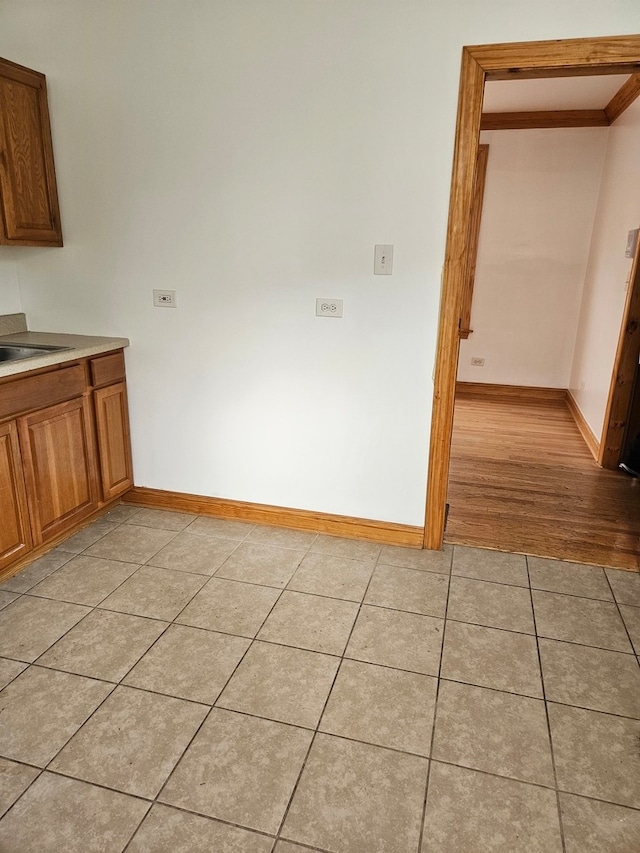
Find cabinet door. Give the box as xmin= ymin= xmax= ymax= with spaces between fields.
xmin=94 ymin=382 xmax=133 ymax=500
xmin=0 ymin=420 xmax=32 ymax=570
xmin=0 ymin=57 xmax=62 ymax=246
xmin=19 ymin=397 xmax=98 ymax=544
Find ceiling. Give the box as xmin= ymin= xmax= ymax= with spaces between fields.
xmin=483 ymin=75 xmax=630 ymax=113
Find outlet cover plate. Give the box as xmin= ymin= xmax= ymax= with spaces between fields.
xmin=316 ymin=298 xmax=343 ymax=318
xmin=153 ymin=289 xmax=177 ymax=308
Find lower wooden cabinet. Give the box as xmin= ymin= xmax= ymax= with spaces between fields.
xmin=0 ymin=421 xmax=32 ymax=571
xmin=94 ymin=381 xmax=133 ymax=501
xmin=19 ymin=396 xmax=99 ymax=545
xmin=0 ymin=347 xmax=134 ymax=574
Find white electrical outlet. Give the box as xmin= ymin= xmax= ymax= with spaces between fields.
xmin=625 ymin=228 xmax=639 ymax=258
xmin=471 ymin=357 xmax=485 ymax=366
xmin=316 ymin=298 xmax=343 ymax=318
xmin=153 ymin=289 xmax=177 ymax=308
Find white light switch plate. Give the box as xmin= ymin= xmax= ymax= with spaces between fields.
xmin=374 ymin=244 xmax=393 ymax=275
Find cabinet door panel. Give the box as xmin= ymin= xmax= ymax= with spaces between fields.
xmin=0 ymin=421 xmax=32 ymax=570
xmin=19 ymin=397 xmax=98 ymax=543
xmin=0 ymin=58 xmax=62 ymax=245
xmin=94 ymin=382 xmax=133 ymax=500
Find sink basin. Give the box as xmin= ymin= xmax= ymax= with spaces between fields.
xmin=0 ymin=343 xmax=71 ymax=363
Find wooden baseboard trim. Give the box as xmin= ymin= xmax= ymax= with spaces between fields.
xmin=123 ymin=487 xmax=425 ymax=548
xmin=456 ymin=381 xmax=568 ymax=403
xmin=566 ymin=391 xmax=600 ymax=461
xmin=454 ymin=382 xmax=601 ymax=461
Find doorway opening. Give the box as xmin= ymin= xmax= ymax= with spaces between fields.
xmin=424 ymin=35 xmax=640 ymax=564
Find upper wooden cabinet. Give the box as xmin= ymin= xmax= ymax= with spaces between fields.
xmin=0 ymin=57 xmax=63 ymax=246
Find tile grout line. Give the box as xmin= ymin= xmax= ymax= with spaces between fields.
xmin=145 ymin=534 xmax=246 ymax=576
xmin=27 ymin=556 xmax=181 ymax=677
xmin=123 ymin=520 xmax=330 ymax=853
xmin=602 ymin=570 xmax=640 ymax=666
xmin=146 ymin=570 xmax=293 ymax=797
xmin=0 ymin=551 xmax=76 ymax=594
xmin=30 ymin=645 xmax=638 ymax=733
xmin=16 ymin=585 xmax=640 ymax=658
xmin=124 ymin=533 xmax=320 ymax=850
xmin=2 ymin=510 xmax=639 ymax=846
xmin=445 ymin=613 xmax=636 ymax=655
xmin=0 ymin=767 xmax=45 ymax=823
xmin=526 ymin=554 xmax=567 ymax=853
xmin=271 ymin=543 xmax=384 ymax=848
xmin=0 ymin=512 xmax=149 ymax=824
xmin=6 ymin=568 xmax=640 ymax=733
xmin=10 ymin=746 xmax=640 ymax=824
xmin=8 ymin=658 xmax=640 ymax=787
xmin=40 ymin=765 xmax=281 ymax=848
xmin=0 ymin=658 xmax=30 ymax=693
xmin=118 ymin=803 xmax=154 ymax=853
xmin=0 ymin=510 xmax=226 ymax=834
xmin=122 ymin=804 xmax=281 ymax=853
xmin=430 ymin=755 xmax=640 ymax=811
xmin=6 ymin=571 xmax=639 ymax=712
xmin=417 ymin=545 xmax=454 ymax=853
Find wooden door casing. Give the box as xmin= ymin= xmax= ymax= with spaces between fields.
xmin=600 ymin=232 xmax=640 ymax=468
xmin=424 ymin=35 xmax=640 ymax=550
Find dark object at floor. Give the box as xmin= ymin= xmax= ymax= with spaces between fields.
xmin=619 ymin=461 xmax=639 ymax=478
xmin=620 ymin=433 xmax=640 ymax=479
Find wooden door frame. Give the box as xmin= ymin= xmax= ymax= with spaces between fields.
xmin=599 ymin=232 xmax=640 ymax=467
xmin=423 ymin=35 xmax=640 ymax=550
xmin=459 ymin=143 xmax=490 ymax=339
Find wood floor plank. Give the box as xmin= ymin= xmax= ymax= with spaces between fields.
xmin=445 ymin=394 xmax=640 ymax=571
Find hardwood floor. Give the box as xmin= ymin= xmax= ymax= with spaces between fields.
xmin=445 ymin=391 xmax=640 ymax=571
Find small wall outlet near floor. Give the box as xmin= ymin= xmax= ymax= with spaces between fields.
xmin=153 ymin=289 xmax=177 ymax=308
xmin=471 ymin=357 xmax=485 ymax=367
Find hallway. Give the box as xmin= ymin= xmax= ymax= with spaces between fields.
xmin=445 ymin=389 xmax=640 ymax=571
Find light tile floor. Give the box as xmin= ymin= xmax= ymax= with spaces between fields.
xmin=1 ymin=507 xmax=639 ymax=852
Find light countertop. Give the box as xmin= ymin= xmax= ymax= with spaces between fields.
xmin=0 ymin=330 xmax=130 ymax=379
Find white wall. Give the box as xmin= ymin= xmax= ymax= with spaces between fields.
xmin=0 ymin=252 xmax=22 ymax=314
xmin=1 ymin=1 xmax=638 ymax=526
xmin=570 ymin=97 xmax=640 ymax=439
xmin=458 ymin=128 xmax=608 ymax=387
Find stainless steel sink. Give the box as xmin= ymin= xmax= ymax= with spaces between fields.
xmin=0 ymin=343 xmax=71 ymax=363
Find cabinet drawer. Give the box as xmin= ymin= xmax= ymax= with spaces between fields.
xmin=0 ymin=363 xmax=85 ymax=420
xmin=91 ymin=351 xmax=125 ymax=388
